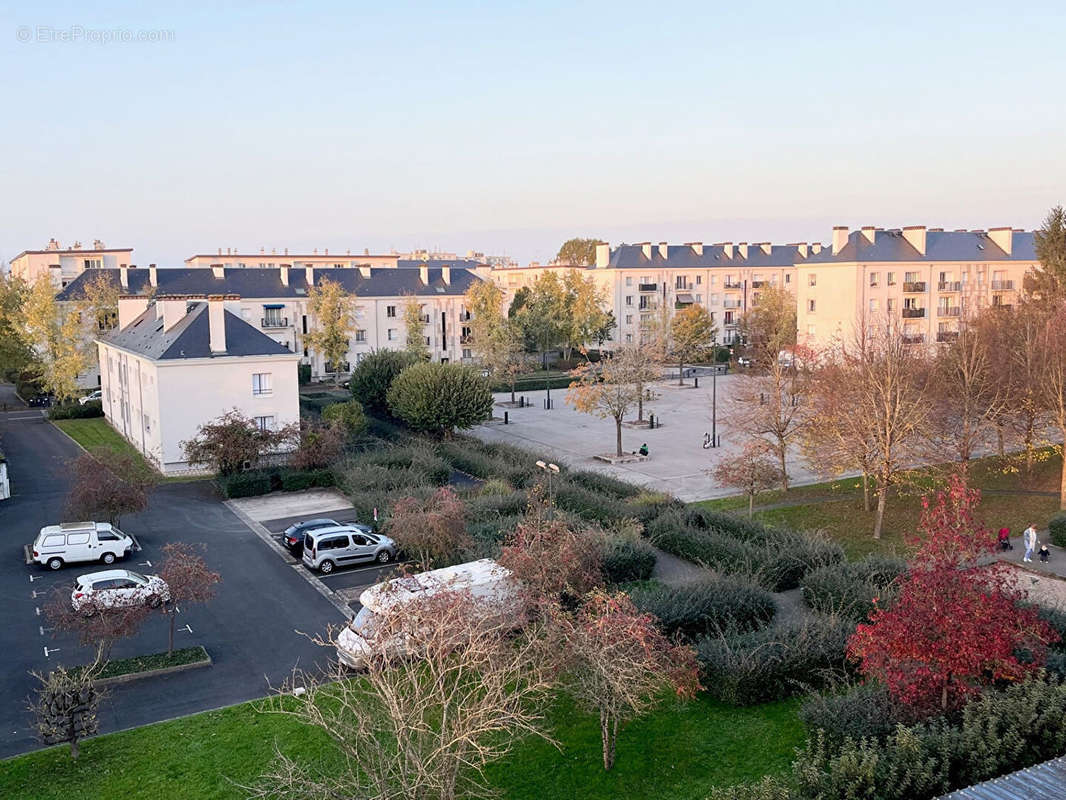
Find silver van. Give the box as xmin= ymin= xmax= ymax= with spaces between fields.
xmin=30 ymin=522 xmax=137 ymax=570
xmin=301 ymin=526 xmax=396 ymax=574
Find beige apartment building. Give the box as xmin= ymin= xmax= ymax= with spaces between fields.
xmin=9 ymin=239 xmax=134 ymax=287
xmin=184 ymin=249 xmax=489 ymax=272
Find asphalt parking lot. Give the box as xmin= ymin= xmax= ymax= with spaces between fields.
xmin=0 ymin=389 xmax=346 ymax=759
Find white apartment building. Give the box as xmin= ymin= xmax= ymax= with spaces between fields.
xmin=62 ymin=263 xmax=484 ymax=381
xmin=97 ymin=296 xmax=301 ymax=475
xmin=10 ymin=239 xmax=134 ymax=287
xmin=184 ymin=249 xmax=489 ymax=272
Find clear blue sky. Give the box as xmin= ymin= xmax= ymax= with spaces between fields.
xmin=1 ymin=0 xmax=1064 ymax=265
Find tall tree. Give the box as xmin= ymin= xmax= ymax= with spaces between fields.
xmin=1026 ymin=205 xmax=1066 ymax=300
xmin=561 ymin=269 xmax=612 ymax=360
xmin=401 ymin=294 xmax=429 ymax=360
xmin=736 ymin=284 xmax=797 ymax=369
xmin=669 ymin=305 xmax=715 ymax=386
xmin=302 ymin=277 xmax=355 ymax=382
xmin=23 ymin=276 xmax=90 ymax=403
xmin=0 ymin=274 xmax=34 ymax=378
xmin=555 ymin=237 xmax=603 ymax=266
xmin=78 ymin=271 xmax=120 ymax=336
xmin=1003 ymin=302 xmax=1049 ymax=473
xmin=566 ymin=350 xmax=643 ymax=457
xmin=1038 ymin=306 xmax=1066 ymax=509
xmin=515 ymin=271 xmax=567 ymax=367
xmin=465 ymin=280 xmax=531 ymax=401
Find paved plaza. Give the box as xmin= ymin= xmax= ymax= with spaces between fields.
xmin=471 ymin=373 xmax=824 ymax=502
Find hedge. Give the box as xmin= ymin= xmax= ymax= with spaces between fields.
xmin=215 ymin=467 xmax=336 ymax=498
xmin=566 ymin=469 xmax=641 ymax=500
xmin=628 ymin=576 xmax=775 ymax=640
xmin=48 ymin=400 xmax=104 ymax=419
xmin=1049 ymin=512 xmax=1066 ymax=547
xmin=601 ymin=535 xmax=657 ymax=584
xmin=801 ymin=555 xmax=907 ymax=621
xmin=798 ymin=682 xmax=916 ymax=747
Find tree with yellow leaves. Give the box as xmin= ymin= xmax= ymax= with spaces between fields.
xmin=567 ymin=348 xmax=644 ymax=457
xmin=23 ymin=277 xmax=88 ymax=403
xmin=402 ymin=295 xmax=429 ymax=360
xmin=669 ymin=305 xmax=715 ymax=386
xmin=302 ymin=277 xmax=355 ymax=383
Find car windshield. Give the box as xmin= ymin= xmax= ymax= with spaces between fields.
xmin=126 ymin=571 xmax=148 ymax=584
xmin=350 ymin=607 xmax=378 ymax=636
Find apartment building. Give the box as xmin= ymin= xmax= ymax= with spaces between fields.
xmin=184 ymin=249 xmax=488 ymax=272
xmin=9 ymin=239 xmax=134 ymax=287
xmin=795 ymin=226 xmax=1036 ymax=349
xmin=60 ymin=263 xmax=483 ymax=380
xmin=97 ymin=296 xmax=301 ymax=474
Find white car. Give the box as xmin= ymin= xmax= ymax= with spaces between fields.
xmin=71 ymin=569 xmax=170 ymax=615
xmin=79 ymin=389 xmax=102 ymax=405
xmin=31 ymin=522 xmax=136 ymax=570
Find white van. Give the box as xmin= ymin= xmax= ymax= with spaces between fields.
xmin=336 ymin=559 xmax=520 ymax=669
xmin=30 ymin=522 xmax=137 ymax=570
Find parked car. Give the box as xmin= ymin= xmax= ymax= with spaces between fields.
xmin=281 ymin=518 xmax=371 ymax=556
xmin=27 ymin=393 xmax=53 ymax=407
xmin=335 ymin=559 xmax=520 ymax=669
xmin=30 ymin=522 xmax=137 ymax=570
xmin=71 ymin=569 xmax=170 ymax=615
xmin=301 ymin=526 xmax=396 ymax=574
xmin=79 ymin=389 xmax=102 ymax=405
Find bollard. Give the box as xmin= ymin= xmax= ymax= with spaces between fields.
xmin=504 ymin=411 xmax=509 ymax=425
xmin=694 ymin=376 xmax=699 ymax=388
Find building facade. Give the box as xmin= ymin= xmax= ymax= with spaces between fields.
xmin=10 ymin=239 xmax=134 ymax=287
xmin=97 ymin=297 xmax=301 ymax=474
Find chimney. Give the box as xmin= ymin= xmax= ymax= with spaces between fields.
xmin=47 ymin=238 xmax=60 ymax=250
xmin=119 ymin=266 xmax=129 ymax=289
xmin=280 ymin=265 xmax=289 ymax=286
xmin=93 ymin=239 xmax=105 ymax=250
xmin=759 ymin=242 xmax=772 ymax=256
xmin=420 ymin=264 xmax=429 ymax=285
xmin=161 ymin=297 xmax=188 ymax=332
xmin=737 ymin=243 xmax=748 ymax=260
xmin=149 ymin=266 xmax=158 ymax=287
xmin=861 ymin=226 xmax=876 ymax=245
xmin=441 ymin=266 xmax=451 ymax=285
xmin=794 ymin=243 xmax=808 ymax=258
xmin=640 ymin=242 xmax=652 ymax=260
xmin=118 ymin=295 xmax=150 ymax=328
xmin=595 ymin=243 xmax=610 ymax=267
xmin=902 ymin=226 xmax=927 ymax=256
xmin=832 ymin=227 xmax=849 ymax=255
xmin=211 ymin=263 xmax=224 ymax=279
xmin=687 ymin=242 xmax=703 ymax=256
xmin=988 ymin=227 xmax=1013 ymax=255
xmin=811 ymin=243 xmax=823 ymax=254
xmin=658 ymin=242 xmax=669 ymax=259
xmin=358 ymin=265 xmax=372 ymax=278
xmin=718 ymin=242 xmax=734 ymax=259
xmin=208 ymin=296 xmax=227 ymax=354
xmin=305 ymin=265 xmax=314 ymax=286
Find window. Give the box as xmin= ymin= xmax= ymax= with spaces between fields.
xmin=625 ymin=277 xmax=632 ymax=286
xmin=807 ymin=324 xmax=816 ymax=337
xmin=625 ymin=333 xmax=633 ymax=343
xmin=263 ymin=306 xmax=284 ymax=326
xmin=386 ymin=305 xmax=396 ymax=318
xmin=785 ymin=273 xmax=791 ymax=284
xmin=869 ymin=299 xmax=879 ymax=312
xmin=44 ymin=535 xmax=65 ymax=547
xmin=462 ymin=348 xmax=472 ymax=359
xmin=710 ymin=275 xmax=718 ymax=286
xmin=869 ymin=272 xmax=879 ymax=287
xmin=905 ymin=271 xmax=920 ymax=283
xmin=887 ymin=272 xmax=896 ymax=286
xmin=354 ymin=329 xmax=366 ymax=343
xmin=625 ymin=295 xmax=633 ymax=306
xmin=887 ymin=298 xmax=896 ymax=312
xmin=67 ymin=533 xmax=90 ymax=546
xmin=807 ymin=299 xmax=816 ymax=312
xmin=696 ymin=275 xmax=702 ymax=284
xmin=625 ymin=314 xmax=633 ymax=325
xmin=143 ymin=413 xmax=151 ymax=433
xmin=252 ymin=373 xmax=272 ymax=396
xmin=387 ymin=329 xmax=396 ymax=341
xmin=97 ymin=529 xmax=120 ymax=541
xmin=254 ymin=415 xmax=275 ymax=431
xmin=695 ymin=294 xmax=702 ymax=303
xmin=808 ymin=274 xmax=817 ymax=287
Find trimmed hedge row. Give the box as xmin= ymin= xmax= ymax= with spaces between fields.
xmin=798 ymin=682 xmax=915 ymax=747
xmin=601 ymin=535 xmax=657 ymax=584
xmin=628 ymin=577 xmax=775 ymax=640
xmin=801 ymin=555 xmax=907 ymax=622
xmin=48 ymin=400 xmax=104 ymax=419
xmin=696 ymin=613 xmax=856 ymax=706
xmin=216 ymin=467 xmax=336 ymax=498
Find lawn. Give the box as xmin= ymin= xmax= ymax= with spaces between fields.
xmin=52 ymin=417 xmax=143 ymax=458
xmin=0 ymin=693 xmax=804 ymax=800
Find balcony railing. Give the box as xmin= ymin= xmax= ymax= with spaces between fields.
xmin=938 ymin=281 xmax=962 ymax=292
xmin=903 ymin=281 xmax=927 ymax=292
xmin=991 ymin=280 xmax=1015 ymax=291
xmin=261 ymin=317 xmax=289 ymax=329
xmin=723 ymin=300 xmax=742 ymax=309
xmin=992 ymin=303 xmax=1014 ymax=311
xmin=901 ymin=333 xmax=925 ymax=345
xmin=638 ymin=283 xmax=658 ymax=292
xmin=936 ymin=331 xmax=960 ymax=343
xmin=938 ymin=306 xmax=961 ymax=317
xmin=751 ymin=280 xmax=768 ymax=288
xmin=901 ymin=308 xmax=926 ymax=318
xmin=724 ymin=282 xmax=743 ymax=290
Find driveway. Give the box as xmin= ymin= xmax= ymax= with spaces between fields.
xmin=0 ymin=396 xmax=343 ymax=758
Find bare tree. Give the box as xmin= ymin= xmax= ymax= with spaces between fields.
xmin=158 ymin=542 xmax=221 ymax=654
xmin=1004 ymin=303 xmax=1051 ymax=473
xmin=384 ymin=486 xmax=469 ymax=571
xmin=65 ymin=447 xmax=159 ymax=527
xmin=1038 ymin=305 xmax=1066 ymax=509
xmin=28 ymin=659 xmax=106 ymax=759
xmin=561 ymin=591 xmax=699 ymax=770
xmin=44 ymin=585 xmax=151 ymax=663
xmin=708 ymin=439 xmax=783 ymax=518
xmin=250 ymin=588 xmax=557 ymax=800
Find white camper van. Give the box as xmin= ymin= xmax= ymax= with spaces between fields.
xmin=336 ymin=558 xmax=519 ymax=669
xmin=29 ymin=522 xmax=137 ymax=570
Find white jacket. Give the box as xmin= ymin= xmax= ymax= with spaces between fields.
xmin=1024 ymin=527 xmax=1038 ymax=549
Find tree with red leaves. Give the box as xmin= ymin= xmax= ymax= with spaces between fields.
xmin=384 ymin=487 xmax=469 ymax=571
xmin=561 ymin=591 xmax=699 ymax=770
xmin=158 ymin=542 xmax=221 ymax=654
xmin=847 ymin=474 xmax=1058 ymax=713
xmin=498 ymin=516 xmax=603 ymax=608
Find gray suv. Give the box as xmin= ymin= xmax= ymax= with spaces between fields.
xmin=301 ymin=526 xmax=397 ymax=574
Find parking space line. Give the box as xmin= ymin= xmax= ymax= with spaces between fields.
xmin=314 ymin=562 xmax=396 ymax=580
xmin=224 ymin=500 xmax=354 ymax=620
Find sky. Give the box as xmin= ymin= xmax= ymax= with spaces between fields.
xmin=1 ymin=0 xmax=1064 ymax=266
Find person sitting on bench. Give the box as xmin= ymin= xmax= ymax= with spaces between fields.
xmin=638 ymin=443 xmax=649 ymax=457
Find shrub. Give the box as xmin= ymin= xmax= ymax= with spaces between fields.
xmin=706 ymin=778 xmax=793 ymax=800
xmin=601 ymin=535 xmax=657 ymax=584
xmin=1049 ymin=512 xmax=1066 ymax=547
xmin=48 ymin=400 xmax=103 ymax=419
xmin=465 ymin=490 xmax=529 ymax=524
xmin=437 ymin=443 xmax=499 ymax=479
xmin=802 ymin=555 xmax=907 ymax=622
xmin=216 ymin=471 xmax=271 ymax=498
xmin=477 ymin=478 xmax=513 ymax=496
xmin=298 ymin=363 xmax=311 ymax=385
xmin=629 ymin=576 xmax=776 ymax=640
xmin=696 ymin=613 xmax=856 ymax=706
xmin=567 ymin=470 xmax=640 ymax=500
xmin=554 ymin=481 xmax=631 ymax=525
xmin=322 ymin=399 xmax=367 ymax=437
xmin=278 ymin=468 xmax=336 ymax=492
xmin=799 ymin=682 xmax=915 ymax=747
xmin=349 ymin=350 xmax=419 ymax=413
xmin=623 ymin=491 xmax=679 ymax=522
xmin=387 ymin=363 xmax=493 ymax=434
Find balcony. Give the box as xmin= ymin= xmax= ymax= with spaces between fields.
xmin=901 ymin=333 xmax=925 ymax=345
xmin=936 ymin=331 xmax=960 ymax=343
xmin=751 ymin=280 xmax=768 ymax=288
xmin=938 ymin=281 xmax=962 ymax=292
xmin=992 ymin=303 xmax=1014 ymax=311
xmin=723 ymin=300 xmax=742 ymax=309
xmin=903 ymin=281 xmax=927 ymax=293
xmin=419 ymin=314 xmax=431 ymax=324
xmin=638 ymin=283 xmax=658 ymax=292
xmin=938 ymin=306 xmax=961 ymax=317
xmin=724 ymin=281 xmax=743 ymax=290
xmin=991 ymin=280 xmax=1015 ymax=291
xmin=901 ymin=308 xmax=926 ymax=318
xmin=460 ymin=335 xmax=472 ymax=345
xmin=261 ymin=317 xmax=289 ymax=329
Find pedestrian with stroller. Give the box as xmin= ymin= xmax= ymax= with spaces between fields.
xmin=1023 ymin=523 xmax=1038 ymax=563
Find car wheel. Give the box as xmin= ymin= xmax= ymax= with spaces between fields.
xmin=319 ymin=559 xmax=335 ymax=574
xmin=376 ymin=550 xmax=393 ymax=564
xmin=47 ymin=557 xmax=63 ymax=571
xmin=101 ymin=552 xmax=116 ymax=565
xmin=146 ymin=594 xmax=162 ymax=609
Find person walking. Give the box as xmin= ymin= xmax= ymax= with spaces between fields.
xmin=1023 ymin=523 xmax=1038 ymax=563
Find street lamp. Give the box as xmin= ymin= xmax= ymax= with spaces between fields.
xmin=535 ymin=460 xmax=560 ymax=511
xmin=543 ymin=330 xmax=552 ymax=409
xmin=711 ymin=332 xmax=718 ymax=448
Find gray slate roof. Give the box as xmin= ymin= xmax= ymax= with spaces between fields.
xmin=396 ymin=258 xmax=484 ymax=270
xmin=102 ymin=302 xmax=294 ymax=361
xmin=608 ymin=243 xmax=804 ymax=269
xmin=57 ymin=266 xmax=481 ymax=302
xmin=938 ymin=755 xmax=1066 ymax=799
xmin=804 ymin=229 xmax=1036 ymax=264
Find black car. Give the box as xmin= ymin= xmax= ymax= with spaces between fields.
xmin=281 ymin=518 xmax=372 ymax=556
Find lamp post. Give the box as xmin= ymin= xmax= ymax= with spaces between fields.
xmin=535 ymin=460 xmax=560 ymax=512
xmin=543 ymin=330 xmax=552 ymax=409
xmin=711 ymin=333 xmax=718 ymax=448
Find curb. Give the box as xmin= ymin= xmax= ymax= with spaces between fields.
xmin=95 ymin=651 xmax=213 ymax=687
xmin=224 ymin=499 xmax=354 ymax=620
xmin=47 ymin=419 xmax=88 ymax=452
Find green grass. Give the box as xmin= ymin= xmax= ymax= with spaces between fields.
xmin=0 ymin=693 xmax=804 ymax=800
xmin=52 ymin=418 xmax=145 ymax=460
